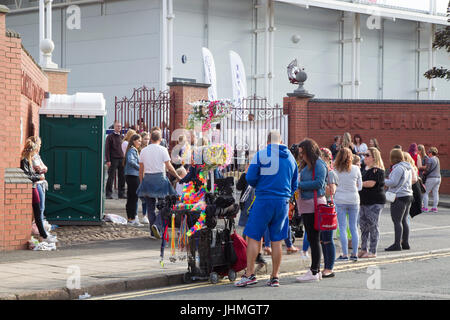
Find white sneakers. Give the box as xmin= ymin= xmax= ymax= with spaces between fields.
xmin=296 ymin=270 xmax=321 ymax=283
xmin=128 ymin=218 xmax=143 ymax=227
xmin=46 ymin=234 xmax=58 ymax=243
xmin=300 ymin=251 xmax=309 ymax=259
xmin=141 ymin=216 xmax=150 ymax=224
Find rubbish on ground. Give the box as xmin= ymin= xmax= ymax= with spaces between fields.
xmin=32 ymin=242 xmax=57 ymax=251
xmin=103 ymin=213 xmax=128 ymax=225
xmin=78 ymin=293 xmax=91 ymax=300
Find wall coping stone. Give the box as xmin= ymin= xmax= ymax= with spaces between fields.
xmin=167 ymin=82 xmax=210 ymax=89
xmin=0 ymin=5 xmax=9 ymax=13
xmin=4 ymin=168 xmax=32 ymax=184
xmin=309 ymin=99 xmax=450 ymax=105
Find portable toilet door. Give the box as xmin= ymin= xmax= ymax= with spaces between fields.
xmin=39 ymin=93 xmax=106 ymax=225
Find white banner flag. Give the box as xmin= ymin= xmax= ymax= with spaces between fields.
xmin=229 ymin=50 xmax=247 ymax=107
xmin=202 ymin=47 xmax=217 ymax=101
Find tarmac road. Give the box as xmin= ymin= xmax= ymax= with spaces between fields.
xmin=95 ymin=252 xmax=450 ymax=300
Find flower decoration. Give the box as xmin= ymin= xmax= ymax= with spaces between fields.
xmin=187 ymin=100 xmax=233 ymax=131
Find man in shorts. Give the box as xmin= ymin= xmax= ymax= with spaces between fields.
xmin=235 ymin=131 xmax=298 ymax=287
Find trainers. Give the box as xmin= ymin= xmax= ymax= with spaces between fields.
xmin=149 ymin=234 xmax=156 ymax=240
xmin=266 ymin=277 xmax=280 ymax=287
xmin=350 ymin=255 xmax=358 ymax=262
xmin=300 ymin=251 xmax=309 ymax=259
xmin=422 ymin=207 xmax=428 ymax=212
xmin=129 ymin=219 xmax=143 ymax=227
xmin=234 ymin=274 xmax=257 ymax=287
xmin=430 ymin=208 xmax=438 ymax=213
xmin=296 ymin=270 xmax=320 ymax=283
xmin=151 ymin=225 xmax=161 ymax=239
xmin=142 ymin=216 xmax=150 ymax=224
xmin=45 ymin=234 xmax=58 ymax=243
xmin=336 ymin=255 xmax=349 ymax=262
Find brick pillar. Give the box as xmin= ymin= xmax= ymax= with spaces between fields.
xmin=168 ymin=82 xmax=210 ymax=130
xmin=43 ymin=67 xmax=70 ymax=94
xmin=2 ymin=168 xmax=33 ymax=251
xmin=283 ymin=95 xmax=313 ymax=146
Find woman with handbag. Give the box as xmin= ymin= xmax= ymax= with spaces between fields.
xmin=422 ymin=147 xmax=441 ymax=213
xmin=384 ymin=149 xmax=413 ymax=251
xmin=358 ymin=148 xmax=385 ymax=258
xmin=403 ymin=152 xmax=423 ymax=218
xmin=124 ymin=134 xmax=143 ymax=226
xmin=319 ymin=148 xmax=337 ymax=278
xmin=334 ymin=148 xmax=362 ymax=261
xmin=295 ymin=138 xmax=328 ymax=283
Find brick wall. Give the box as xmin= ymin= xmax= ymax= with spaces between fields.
xmin=43 ymin=68 xmax=69 ymax=94
xmin=285 ymin=97 xmax=450 ymax=194
xmin=2 ymin=169 xmax=33 ymax=250
xmin=0 ymin=6 xmax=49 ymax=251
xmin=168 ymin=81 xmax=210 ymax=132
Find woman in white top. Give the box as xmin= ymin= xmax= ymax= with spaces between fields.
xmin=121 ymin=129 xmax=136 ymax=155
xmin=137 ymin=130 xmax=181 ymax=239
xmin=333 ymin=147 xmax=362 ymax=261
xmin=353 ymin=134 xmax=368 ymax=167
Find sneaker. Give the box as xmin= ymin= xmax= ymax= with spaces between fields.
xmin=129 ymin=219 xmax=143 ymax=227
xmin=266 ymin=277 xmax=280 ymax=287
xmin=45 ymin=234 xmax=58 ymax=243
xmin=149 ymin=234 xmax=156 ymax=240
xmin=385 ymin=244 xmax=402 ymax=251
xmin=300 ymin=251 xmax=309 ymax=259
xmin=401 ymin=242 xmax=410 ymax=250
xmin=336 ymin=255 xmax=349 ymax=262
xmin=430 ymin=208 xmax=438 ymax=213
xmin=296 ymin=270 xmax=320 ymax=283
xmin=234 ymin=274 xmax=257 ymax=287
xmin=151 ymin=225 xmax=161 ymax=239
xmin=350 ymin=255 xmax=358 ymax=262
xmin=422 ymin=207 xmax=428 ymax=212
xmin=142 ymin=216 xmax=150 ymax=224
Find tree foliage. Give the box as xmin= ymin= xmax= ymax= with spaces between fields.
xmin=424 ymin=2 xmax=450 ymax=81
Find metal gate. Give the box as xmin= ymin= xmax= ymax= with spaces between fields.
xmin=219 ymin=95 xmax=288 ymax=179
xmin=114 ymin=86 xmax=174 ymax=140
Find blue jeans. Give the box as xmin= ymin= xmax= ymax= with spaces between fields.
xmin=264 ymin=226 xmax=293 ymax=248
xmin=145 ymin=197 xmax=162 ymax=236
xmin=141 ymin=198 xmax=147 ymax=216
xmin=302 ymin=231 xmax=310 ymax=252
xmin=336 ymin=204 xmax=359 ymax=256
xmin=36 ymin=184 xmax=45 ymax=222
xmin=320 ymin=230 xmax=335 ymax=270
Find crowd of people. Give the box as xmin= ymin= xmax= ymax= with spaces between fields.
xmin=234 ymin=131 xmax=442 ymax=287
xmin=22 ymin=120 xmax=442 ymax=283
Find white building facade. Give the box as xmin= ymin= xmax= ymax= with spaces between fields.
xmin=4 ymin=0 xmax=450 ymax=124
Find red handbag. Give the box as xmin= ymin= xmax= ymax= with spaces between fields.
xmin=312 ymin=168 xmax=338 ymax=231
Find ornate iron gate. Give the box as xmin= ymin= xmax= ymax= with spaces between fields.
xmin=114 ymin=86 xmax=174 ymax=140
xmin=219 ymin=95 xmax=288 ymax=178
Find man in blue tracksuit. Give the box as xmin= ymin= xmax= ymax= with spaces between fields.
xmin=235 ymin=131 xmax=298 ymax=287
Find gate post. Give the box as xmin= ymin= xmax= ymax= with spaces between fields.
xmin=284 ymin=92 xmax=314 ymax=147
xmin=167 ymin=81 xmax=210 ymax=137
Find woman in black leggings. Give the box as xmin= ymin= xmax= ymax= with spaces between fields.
xmin=295 ymin=138 xmax=328 ymax=283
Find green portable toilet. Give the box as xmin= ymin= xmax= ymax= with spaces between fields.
xmin=39 ymin=92 xmax=106 ymax=225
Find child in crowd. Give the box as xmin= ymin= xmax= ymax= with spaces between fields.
xmin=175 ymin=167 xmax=188 ymax=196
xmin=353 ymin=154 xmax=361 ymax=168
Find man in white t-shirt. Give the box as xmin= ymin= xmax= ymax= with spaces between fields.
xmin=138 ymin=130 xmax=181 ymax=238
